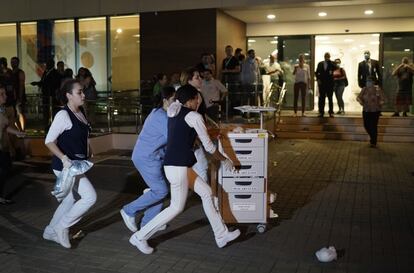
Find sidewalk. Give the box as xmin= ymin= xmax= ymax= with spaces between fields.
xmin=1 ymin=139 xmax=413 ymax=273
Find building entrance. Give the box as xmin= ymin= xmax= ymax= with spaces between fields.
xmin=314 ymin=34 xmax=380 ymax=113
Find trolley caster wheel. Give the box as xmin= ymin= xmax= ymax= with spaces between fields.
xmin=257 ymin=224 xmax=267 ymax=233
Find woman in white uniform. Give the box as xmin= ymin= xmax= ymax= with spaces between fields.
xmin=129 ymin=84 xmax=240 ymax=254
xmin=43 ymin=79 xmax=97 ymax=248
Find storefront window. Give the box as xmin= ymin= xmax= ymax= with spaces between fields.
xmin=54 ymin=19 xmax=76 ymax=74
xmin=110 ymin=15 xmax=140 ymax=91
xmin=78 ymin=17 xmax=107 ymax=92
xmin=383 ymin=33 xmax=414 ymax=112
xmin=0 ymin=23 xmax=17 ymax=63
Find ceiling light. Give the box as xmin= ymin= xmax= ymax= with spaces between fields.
xmin=372 ymin=33 xmax=380 ymax=37
xmin=344 ymin=39 xmax=354 ymax=43
xmin=132 ymin=34 xmax=140 ymax=37
xmin=318 ymin=12 xmax=327 ymax=17
xmin=270 ymin=41 xmax=278 ymax=44
xmin=116 ymin=28 xmax=123 ymax=34
xmin=392 ymin=37 xmax=402 ymax=40
xmin=267 ymin=14 xmax=276 ymax=20
xmin=304 ymin=53 xmax=310 ymax=56
xmin=274 ymin=36 xmax=278 ymax=39
xmin=248 ymin=39 xmax=256 ymax=43
xmin=364 ymin=10 xmax=374 ymax=15
xmin=370 ymin=41 xmax=380 ymax=45
xmin=404 ymin=49 xmax=411 ymax=52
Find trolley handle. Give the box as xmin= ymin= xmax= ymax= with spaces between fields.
xmin=234 ymin=195 xmax=252 ymax=199
xmin=235 ymin=150 xmax=252 ymax=155
xmin=234 ymin=139 xmax=252 ymax=143
xmin=235 ymin=181 xmax=252 ymax=186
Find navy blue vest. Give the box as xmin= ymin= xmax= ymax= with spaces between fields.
xmin=164 ymin=106 xmax=197 ymax=167
xmin=51 ymin=105 xmax=90 ymax=171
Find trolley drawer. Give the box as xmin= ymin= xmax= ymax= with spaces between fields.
xmin=222 ymin=193 xmax=266 ymax=223
xmin=226 ymin=147 xmax=264 ymax=162
xmin=221 ymin=161 xmax=264 ymax=177
xmin=221 ymin=136 xmax=265 ymax=148
xmin=222 ymin=178 xmax=265 ymax=193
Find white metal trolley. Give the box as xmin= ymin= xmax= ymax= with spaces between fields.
xmin=213 ymin=106 xmax=277 ymax=233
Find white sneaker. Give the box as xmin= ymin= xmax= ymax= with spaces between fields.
xmin=157 ymin=224 xmax=167 ymax=231
xmin=129 ymin=234 xmax=153 ymax=254
xmin=53 ymin=225 xmax=71 ymax=249
xmin=120 ymin=209 xmax=138 ymax=232
xmin=215 ymin=229 xmax=241 ymax=248
xmin=43 ymin=226 xmax=58 ymax=243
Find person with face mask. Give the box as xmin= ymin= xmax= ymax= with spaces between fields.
xmin=333 ymin=58 xmax=348 ymax=115
xmin=358 ymin=50 xmax=382 ymax=89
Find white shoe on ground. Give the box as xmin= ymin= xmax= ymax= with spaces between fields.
xmin=43 ymin=226 xmax=59 ymax=243
xmin=129 ymin=234 xmax=153 ymax=254
xmin=120 ymin=209 xmax=138 ymax=232
xmin=215 ymin=229 xmax=241 ymax=248
xmin=53 ymin=225 xmax=71 ymax=248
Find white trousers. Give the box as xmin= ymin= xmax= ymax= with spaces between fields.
xmin=193 ymin=146 xmax=209 ymax=183
xmin=135 ymin=166 xmax=227 ymax=241
xmin=46 ymin=170 xmax=97 ymax=230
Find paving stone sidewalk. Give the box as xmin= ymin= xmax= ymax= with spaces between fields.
xmin=1 ymin=139 xmax=413 ymax=273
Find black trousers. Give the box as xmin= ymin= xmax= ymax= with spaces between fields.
xmin=0 ymin=151 xmax=12 ymax=197
xmin=362 ymin=111 xmax=380 ymax=145
xmin=318 ymin=84 xmax=334 ymax=115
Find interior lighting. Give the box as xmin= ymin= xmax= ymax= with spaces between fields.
xmin=132 ymin=34 xmax=140 ymax=37
xmin=404 ymin=49 xmax=411 ymax=52
xmin=370 ymin=41 xmax=380 ymax=45
xmin=248 ymin=39 xmax=256 ymax=43
xmin=315 ymin=36 xmax=330 ymax=41
xmin=267 ymin=14 xmax=276 ymax=20
xmin=270 ymin=41 xmax=278 ymax=44
xmin=364 ymin=10 xmax=374 ymax=15
xmin=392 ymin=37 xmax=402 ymax=40
xmin=116 ymin=28 xmax=123 ymax=34
xmin=372 ymin=33 xmax=380 ymax=37
xmin=274 ymin=36 xmax=278 ymax=39
xmin=318 ymin=12 xmax=327 ymax=17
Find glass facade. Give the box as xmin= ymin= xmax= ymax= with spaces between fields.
xmin=78 ymin=17 xmax=108 ymax=92
xmin=0 ymin=23 xmax=17 ymax=63
xmin=54 ymin=19 xmax=76 ymax=75
xmin=20 ymin=22 xmax=40 ymax=95
xmin=110 ymin=15 xmax=140 ymax=91
xmin=248 ymin=35 xmax=312 ymax=109
xmin=383 ymin=33 xmax=414 ymax=111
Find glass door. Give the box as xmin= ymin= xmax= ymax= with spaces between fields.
xmin=278 ymin=36 xmax=312 ymax=110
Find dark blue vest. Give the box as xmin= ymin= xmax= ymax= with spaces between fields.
xmin=164 ymin=106 xmax=197 ymax=167
xmin=51 ymin=105 xmax=90 ymax=171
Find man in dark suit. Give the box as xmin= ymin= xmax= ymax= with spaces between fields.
xmin=31 ymin=59 xmax=62 ymax=131
xmin=358 ymin=50 xmax=382 ymax=88
xmin=315 ymin=52 xmax=335 ymax=117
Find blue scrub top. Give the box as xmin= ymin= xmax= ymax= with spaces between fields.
xmin=132 ymin=108 xmax=168 ymax=163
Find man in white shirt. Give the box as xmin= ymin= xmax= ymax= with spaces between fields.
xmin=201 ymin=69 xmax=228 ymax=122
xmin=262 ymin=54 xmax=283 ymax=106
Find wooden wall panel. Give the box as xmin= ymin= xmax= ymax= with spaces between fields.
xmin=216 ymin=10 xmax=246 ymax=80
